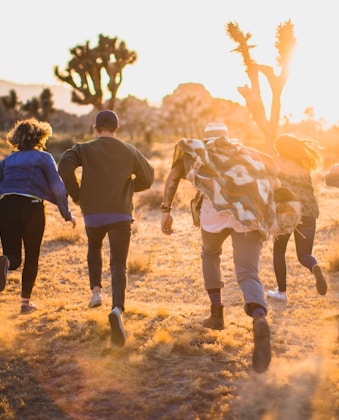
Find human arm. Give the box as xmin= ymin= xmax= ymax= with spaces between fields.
xmin=132 ymin=148 xmax=154 ymax=192
xmin=69 ymin=216 xmax=76 ymax=228
xmin=58 ymin=145 xmax=82 ymax=204
xmin=161 ymin=163 xmax=185 ymax=235
xmin=43 ymin=153 xmax=76 ymax=223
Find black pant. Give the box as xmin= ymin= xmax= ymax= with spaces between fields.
xmin=273 ymin=215 xmax=317 ymax=292
xmin=85 ymin=221 xmax=132 ymax=312
xmin=0 ymin=195 xmax=45 ymax=298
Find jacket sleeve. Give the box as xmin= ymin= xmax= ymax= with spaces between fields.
xmin=58 ymin=144 xmax=82 ymax=202
xmin=132 ymin=148 xmax=154 ymax=192
xmin=44 ymin=154 xmax=73 ymax=221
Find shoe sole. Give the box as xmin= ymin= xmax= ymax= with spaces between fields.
xmin=109 ymin=310 xmax=126 ymax=347
xmin=88 ymin=293 xmax=103 ymax=308
xmin=252 ymin=318 xmax=271 ymax=373
xmin=0 ymin=256 xmax=8 ymax=292
xmin=88 ymin=300 xmax=103 ymax=308
xmin=21 ymin=305 xmax=38 ymax=314
xmin=267 ymin=293 xmax=287 ymax=302
xmin=313 ymin=265 xmax=327 ymax=295
xmin=202 ymin=321 xmax=225 ymax=330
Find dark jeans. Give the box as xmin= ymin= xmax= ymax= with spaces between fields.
xmin=273 ymin=215 xmax=317 ymax=292
xmin=0 ymin=194 xmax=45 ymax=298
xmin=85 ymin=221 xmax=132 ymax=312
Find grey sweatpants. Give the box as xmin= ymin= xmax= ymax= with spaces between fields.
xmin=201 ymin=228 xmax=267 ymax=316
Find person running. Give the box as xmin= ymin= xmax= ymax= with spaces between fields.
xmin=58 ymin=110 xmax=154 ymax=347
xmin=267 ymin=134 xmax=327 ymax=302
xmin=0 ymin=118 xmax=76 ymax=313
xmin=161 ymin=122 xmax=278 ymax=373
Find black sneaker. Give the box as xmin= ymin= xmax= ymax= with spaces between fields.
xmin=312 ymin=264 xmax=327 ymax=295
xmin=108 ymin=307 xmax=126 ymax=347
xmin=0 ymin=255 xmax=9 ymax=292
xmin=252 ymin=316 xmax=271 ymax=373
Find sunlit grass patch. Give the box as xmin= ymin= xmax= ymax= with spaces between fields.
xmin=326 ymin=232 xmax=339 ymax=272
xmin=43 ymin=227 xmax=83 ymax=244
xmin=128 ymin=252 xmax=152 ymax=274
xmin=1 ymin=156 xmax=339 ymax=418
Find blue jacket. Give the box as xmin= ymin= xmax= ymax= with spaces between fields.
xmin=0 ymin=149 xmax=72 ymax=221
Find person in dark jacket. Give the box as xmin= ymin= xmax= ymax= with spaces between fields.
xmin=0 ymin=118 xmax=76 ymax=313
xmin=58 ymin=110 xmax=154 ymax=347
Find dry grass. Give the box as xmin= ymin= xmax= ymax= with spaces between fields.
xmin=1 ymin=142 xmax=339 ymax=419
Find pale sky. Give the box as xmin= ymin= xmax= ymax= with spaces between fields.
xmin=1 ymin=0 xmax=339 ymax=124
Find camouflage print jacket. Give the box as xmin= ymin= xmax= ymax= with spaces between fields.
xmin=173 ymin=136 xmax=280 ymax=240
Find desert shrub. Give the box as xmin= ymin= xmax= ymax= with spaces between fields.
xmin=134 ymin=188 xmax=163 ymax=212
xmin=326 ymin=231 xmax=339 ymax=272
xmin=128 ymin=252 xmax=151 ymax=274
xmin=46 ymin=133 xmax=88 ymax=162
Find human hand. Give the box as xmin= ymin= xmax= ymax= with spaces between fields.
xmin=70 ymin=216 xmax=76 ymax=229
xmin=161 ymin=212 xmax=174 ymax=235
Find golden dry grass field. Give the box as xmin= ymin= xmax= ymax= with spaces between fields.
xmin=1 ymin=142 xmax=339 ymax=419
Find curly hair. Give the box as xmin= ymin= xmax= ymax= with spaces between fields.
xmin=6 ymin=118 xmax=52 ymax=151
xmin=274 ymin=134 xmax=322 ymax=171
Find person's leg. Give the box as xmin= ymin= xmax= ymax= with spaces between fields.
xmin=200 ymin=227 xmax=229 ymax=329
xmin=21 ymin=199 xmax=45 ymax=312
xmin=232 ymin=230 xmax=266 ymax=315
xmin=232 ymin=230 xmax=271 ymax=373
xmin=267 ymin=232 xmax=290 ymax=301
xmin=107 ymin=221 xmax=131 ymax=347
xmin=85 ymin=225 xmax=107 ymax=308
xmin=85 ymin=225 xmax=107 ymax=289
xmin=0 ymin=195 xmax=24 ymax=271
xmin=0 ymin=196 xmax=22 ymax=291
xmin=272 ymin=233 xmax=290 ymax=292
xmin=295 ymin=216 xmax=327 ymax=295
xmin=107 ymin=221 xmax=132 ymax=312
xmin=295 ymin=216 xmax=317 ymax=269
xmin=201 ymin=227 xmax=229 ymax=290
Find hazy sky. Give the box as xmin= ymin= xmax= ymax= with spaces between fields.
xmin=1 ymin=0 xmax=339 ymax=123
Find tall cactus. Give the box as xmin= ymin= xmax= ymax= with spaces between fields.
xmin=226 ymin=20 xmax=297 ymax=148
xmin=54 ymin=34 xmax=137 ymax=111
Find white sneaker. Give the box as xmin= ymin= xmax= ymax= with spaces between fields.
xmin=108 ymin=307 xmax=126 ymax=347
xmin=267 ymin=288 xmax=287 ymax=302
xmin=88 ymin=292 xmax=103 ymax=308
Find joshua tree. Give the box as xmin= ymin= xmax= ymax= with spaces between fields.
xmin=54 ymin=34 xmax=137 ymax=111
xmin=1 ymin=89 xmax=18 ymax=110
xmin=0 ymin=89 xmax=19 ymax=129
xmin=21 ymin=97 xmax=40 ymax=119
xmin=19 ymin=88 xmax=54 ymax=121
xmin=40 ymin=88 xmax=54 ymax=121
xmin=226 ymin=20 xmax=297 ymax=148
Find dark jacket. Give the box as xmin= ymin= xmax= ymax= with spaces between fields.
xmin=58 ymin=136 xmax=154 ymax=215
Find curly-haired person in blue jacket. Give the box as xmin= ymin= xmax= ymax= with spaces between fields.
xmin=0 ymin=118 xmax=76 ymax=313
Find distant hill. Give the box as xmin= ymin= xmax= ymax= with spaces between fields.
xmin=0 ymin=79 xmax=92 ymax=116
